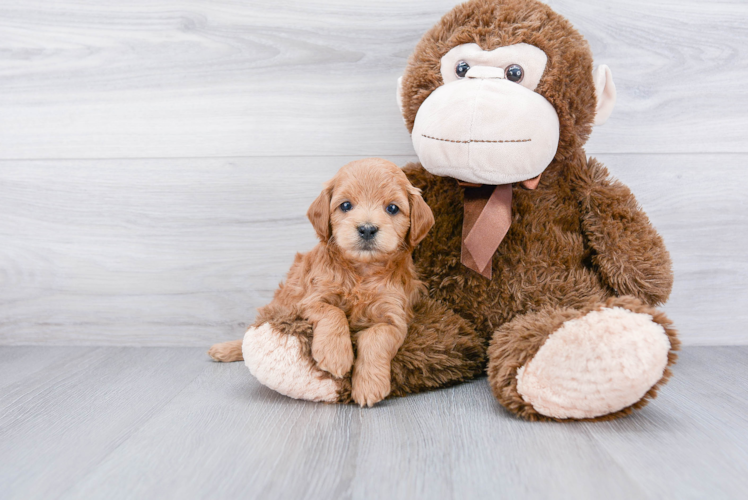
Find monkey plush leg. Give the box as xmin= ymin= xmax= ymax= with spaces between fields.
xmin=242 ymin=304 xmax=341 ymax=402
xmin=488 ymin=296 xmax=679 ymax=421
xmin=243 ymin=322 xmax=341 ymax=402
xmin=241 ymin=298 xmax=485 ymax=404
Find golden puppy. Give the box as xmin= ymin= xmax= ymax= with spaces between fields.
xmin=209 ymin=158 xmax=434 ymax=407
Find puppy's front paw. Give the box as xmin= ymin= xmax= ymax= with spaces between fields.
xmin=312 ymin=332 xmax=354 ymax=378
xmin=351 ymin=362 xmax=391 ymax=407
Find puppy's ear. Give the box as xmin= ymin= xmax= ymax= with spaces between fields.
xmin=407 ymin=187 xmax=434 ymax=247
xmin=307 ymin=183 xmax=333 ymax=241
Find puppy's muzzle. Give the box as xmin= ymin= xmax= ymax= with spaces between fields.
xmin=357 ymin=223 xmax=378 ymax=242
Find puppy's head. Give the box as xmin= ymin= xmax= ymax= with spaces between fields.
xmin=307 ymin=158 xmax=434 ymax=263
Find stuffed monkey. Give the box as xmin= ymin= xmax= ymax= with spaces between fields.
xmin=211 ymin=0 xmax=678 ymax=421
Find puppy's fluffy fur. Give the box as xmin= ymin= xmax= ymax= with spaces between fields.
xmin=209 ymin=158 xmax=434 ymax=407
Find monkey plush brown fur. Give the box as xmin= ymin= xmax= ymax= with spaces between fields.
xmin=403 ymin=160 xmax=678 ymax=421
xmin=212 ymin=0 xmax=679 ymax=422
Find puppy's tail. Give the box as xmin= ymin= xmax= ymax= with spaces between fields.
xmin=208 ymin=339 xmax=244 ymax=362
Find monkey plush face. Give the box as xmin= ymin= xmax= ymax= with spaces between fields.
xmin=398 ymin=0 xmax=616 ymax=185
xmin=410 ymin=42 xmax=559 ymax=185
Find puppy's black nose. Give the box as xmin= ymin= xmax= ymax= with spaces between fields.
xmin=357 ymin=224 xmax=378 ymax=241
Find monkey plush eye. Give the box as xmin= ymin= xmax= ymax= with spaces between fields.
xmin=505 ymin=64 xmax=524 ymax=82
xmin=340 ymin=201 xmax=353 ymax=212
xmin=455 ymin=60 xmax=470 ymax=78
xmin=386 ymin=204 xmax=400 ymax=215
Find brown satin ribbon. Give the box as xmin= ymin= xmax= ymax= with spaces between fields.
xmin=459 ymin=174 xmax=541 ymax=279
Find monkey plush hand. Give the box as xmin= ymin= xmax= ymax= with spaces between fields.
xmin=238 ymin=0 xmax=679 ymax=421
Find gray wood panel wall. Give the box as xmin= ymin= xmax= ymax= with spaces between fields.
xmin=1 ymin=0 xmax=746 ymax=346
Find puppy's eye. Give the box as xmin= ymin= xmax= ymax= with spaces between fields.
xmin=386 ymin=204 xmax=400 ymax=215
xmin=339 ymin=201 xmax=352 ymax=212
xmin=455 ymin=60 xmax=470 ymax=78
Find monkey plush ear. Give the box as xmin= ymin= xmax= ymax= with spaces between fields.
xmin=408 ymin=187 xmax=435 ymax=247
xmin=307 ymin=184 xmax=333 ymax=242
xmin=396 ymin=76 xmax=404 ymax=115
xmin=593 ymin=65 xmax=616 ymax=126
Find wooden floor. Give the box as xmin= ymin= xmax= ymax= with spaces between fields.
xmin=0 ymin=346 xmax=746 ymax=500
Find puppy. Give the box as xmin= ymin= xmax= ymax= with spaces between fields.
xmin=209 ymin=158 xmax=434 ymax=407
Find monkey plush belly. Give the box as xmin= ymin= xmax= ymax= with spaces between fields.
xmin=407 ymin=163 xmax=611 ymax=336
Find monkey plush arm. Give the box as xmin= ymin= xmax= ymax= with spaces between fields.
xmin=575 ymin=158 xmax=673 ymax=306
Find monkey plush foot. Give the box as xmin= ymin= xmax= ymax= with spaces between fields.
xmin=243 ymin=323 xmax=341 ymax=402
xmin=516 ymin=307 xmax=671 ymax=419
xmin=489 ymin=297 xmax=679 ymax=421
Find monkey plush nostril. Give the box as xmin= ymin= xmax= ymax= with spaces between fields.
xmin=465 ymin=66 xmax=505 ymax=79
xmin=357 ymin=224 xmax=378 ymax=241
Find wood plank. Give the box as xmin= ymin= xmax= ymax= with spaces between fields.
xmin=0 ymin=0 xmax=746 ymax=159
xmin=0 ymin=156 xmax=356 ymax=346
xmin=583 ymin=347 xmax=748 ymax=499
xmin=0 ymin=347 xmax=746 ymax=499
xmin=350 ymin=384 xmax=645 ymax=499
xmin=61 ymin=355 xmax=644 ymax=500
xmin=60 ymin=357 xmax=362 ymax=500
xmin=0 ymin=347 xmax=208 ymax=500
xmin=0 ymin=154 xmax=745 ymax=346
xmin=554 ymin=0 xmax=748 ymax=155
xmin=0 ymin=346 xmax=98 ymax=391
